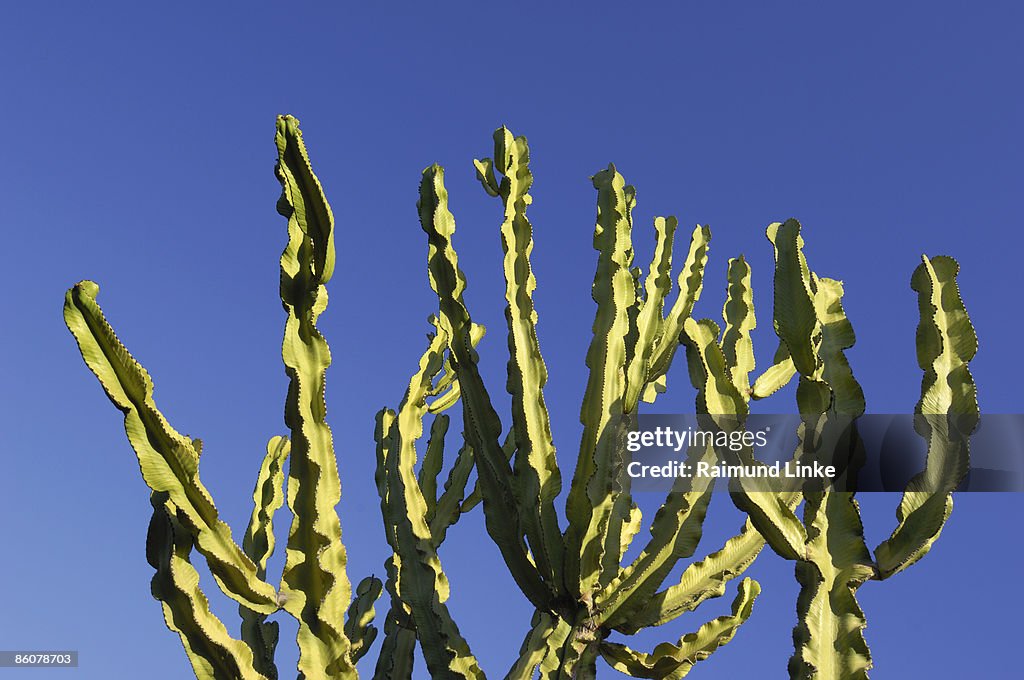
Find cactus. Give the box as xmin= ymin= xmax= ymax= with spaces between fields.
xmin=64 ymin=116 xmax=383 ymax=679
xmin=679 ymin=219 xmax=978 ymax=679
xmin=65 ymin=114 xmax=975 ymax=680
xmin=372 ymin=321 xmax=487 ymax=679
xmin=399 ymin=127 xmax=767 ymax=679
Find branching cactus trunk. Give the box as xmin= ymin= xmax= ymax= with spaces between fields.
xmin=679 ymin=219 xmax=978 ymax=679
xmin=382 ymin=127 xmax=767 ymax=680
xmin=64 ymin=116 xmax=383 ymax=680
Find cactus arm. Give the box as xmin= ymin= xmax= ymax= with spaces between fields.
xmin=617 ymin=518 xmax=765 ymax=633
xmin=563 ymin=164 xmax=640 ymax=598
xmin=147 ymin=494 xmax=267 ymax=680
xmin=504 ymin=611 xmax=572 ymax=680
xmin=460 ymin=430 xmax=516 ymax=514
xmin=641 ymin=225 xmax=712 ymax=404
xmin=873 ymin=255 xmax=978 ymax=579
xmin=418 ymin=414 xmax=449 ymax=525
xmin=427 ymin=327 xmax=485 ymax=415
xmin=598 ymin=257 xmax=763 ymax=632
xmin=602 ymin=254 xmax=758 ymax=627
xmin=273 ymin=114 xmax=355 ymax=678
xmin=535 ymin=617 xmax=575 ymax=679
xmin=240 ymin=436 xmax=291 ymax=679
xmin=63 ymin=282 xmax=278 ymax=613
xmin=788 ymin=491 xmax=874 ymax=680
xmin=429 ymin=328 xmax=488 ymax=537
xmin=420 ymin=163 xmax=552 ymax=610
xmin=429 ymin=440 xmax=475 ymax=544
xmin=597 ymin=495 xmax=643 ymax=590
xmin=814 ymin=277 xmax=866 ymax=415
xmin=909 ymin=256 xmax=978 ymax=421
xmin=625 ymin=216 xmax=678 ymax=405
xmin=598 ymin=578 xmax=760 ymax=680
xmin=372 ymin=607 xmax=417 ymax=680
xmin=751 ymin=342 xmax=797 ymax=399
xmin=375 ymin=330 xmax=485 ymax=680
xmin=774 ymin=246 xmax=876 ymax=679
xmin=681 ymin=318 xmax=807 ymax=560
xmin=596 ymin=479 xmax=713 ymax=629
xmin=242 ymin=436 xmax=292 ymax=578
xmin=427 ymin=380 xmax=462 ymax=414
xmin=766 ymin=220 xmax=818 ymax=376
xmin=720 ymin=256 xmax=757 ymax=397
xmin=478 ymin=127 xmax=565 ymax=592
xmin=600 ymin=217 xmax=678 ymax=586
xmin=345 ymin=576 xmax=384 ymax=663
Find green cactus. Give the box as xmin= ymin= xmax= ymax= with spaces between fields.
xmin=372 ymin=309 xmax=524 ymax=680
xmin=64 ymin=116 xmax=383 ymax=680
xmin=679 ymin=218 xmax=978 ymax=679
xmin=373 ymin=323 xmax=486 ymax=679
xmin=395 ymin=127 xmax=767 ymax=679
xmin=65 ymin=115 xmax=975 ymax=680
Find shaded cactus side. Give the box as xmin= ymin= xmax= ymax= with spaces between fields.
xmin=679 ymin=219 xmax=978 ymax=679
xmin=64 ymin=116 xmax=382 ymax=680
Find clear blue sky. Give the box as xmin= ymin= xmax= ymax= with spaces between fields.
xmin=2 ymin=2 xmax=1021 ymax=678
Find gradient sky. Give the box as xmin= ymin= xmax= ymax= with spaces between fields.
xmin=2 ymin=2 xmax=1021 ymax=678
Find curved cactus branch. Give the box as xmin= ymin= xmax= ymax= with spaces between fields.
xmin=681 ymin=317 xmax=807 ymax=561
xmin=596 ymin=476 xmax=714 ymax=630
xmin=240 ymin=436 xmax=291 ymax=679
xmin=614 ymin=517 xmax=765 ymax=634
xmin=273 ymin=114 xmax=355 ymax=678
xmin=599 ymin=579 xmax=760 ymax=680
xmin=564 ymin=165 xmax=640 ymax=599
xmin=642 ymin=225 xmax=712 ymax=403
xmin=720 ymin=256 xmax=757 ymax=397
xmin=475 ymin=127 xmax=566 ymax=598
xmin=64 ymin=282 xmax=279 ymax=613
xmin=374 ymin=325 xmax=485 ymax=679
xmin=372 ymin=607 xmax=417 ymax=680
xmin=873 ymin=255 xmax=978 ymax=579
xmin=147 ymin=493 xmax=267 ymax=680
xmin=420 ymin=162 xmax=553 ymax=611
xmin=504 ymin=611 xmax=572 ymax=680
xmin=345 ymin=576 xmax=384 ymax=663
xmin=625 ymin=215 xmax=678 ymax=406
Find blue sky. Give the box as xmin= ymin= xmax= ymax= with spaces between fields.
xmin=2 ymin=2 xmax=1021 ymax=678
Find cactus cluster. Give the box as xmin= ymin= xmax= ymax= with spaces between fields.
xmin=403 ymin=129 xmax=769 ymax=678
xmin=65 ymin=117 xmax=383 ymax=679
xmin=65 ymin=116 xmax=976 ymax=680
xmin=679 ymin=219 xmax=977 ymax=679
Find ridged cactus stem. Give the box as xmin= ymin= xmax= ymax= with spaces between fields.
xmin=420 ymin=129 xmax=762 ymax=679
xmin=476 ymin=128 xmax=566 ymax=597
xmin=420 ymin=161 xmax=556 ymax=613
xmin=66 ymin=116 xmax=384 ymax=680
xmin=239 ymin=436 xmax=292 ymax=680
xmin=273 ymin=114 xmax=357 ymax=679
xmin=374 ymin=324 xmax=486 ymax=679
xmin=685 ymin=219 xmax=978 ymax=679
